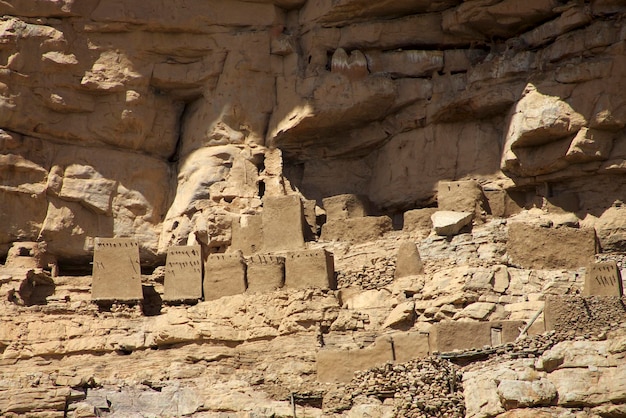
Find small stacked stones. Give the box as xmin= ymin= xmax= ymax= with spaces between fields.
xmin=344 ymin=357 xmax=465 ymax=417
xmin=440 ymin=331 xmax=561 ymax=365
xmin=336 ymin=257 xmax=396 ymax=290
xmin=595 ymin=252 xmax=626 ymax=270
xmin=546 ymin=296 xmax=626 ymax=337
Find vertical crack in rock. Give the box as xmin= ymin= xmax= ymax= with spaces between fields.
xmin=168 ymin=101 xmax=190 ymax=164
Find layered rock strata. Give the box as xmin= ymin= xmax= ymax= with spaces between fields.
xmin=2 ymin=1 xmax=626 ymax=262
xmin=2 ymin=1 xmax=626 ymax=417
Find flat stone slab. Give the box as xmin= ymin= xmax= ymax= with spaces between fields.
xmin=246 ymin=254 xmax=285 ymax=293
xmin=91 ymin=238 xmax=143 ymax=302
xmin=431 ymin=210 xmax=473 ymax=236
xmin=284 ymin=249 xmax=336 ymax=289
xmin=203 ymin=252 xmax=247 ymax=301
xmin=163 ymin=245 xmax=202 ymax=302
xmin=262 ymin=195 xmax=305 ymax=252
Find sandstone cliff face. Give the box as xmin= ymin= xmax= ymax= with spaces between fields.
xmin=3 ymin=1 xmax=626 ymax=417
xmin=2 ymin=0 xmax=626 ymax=261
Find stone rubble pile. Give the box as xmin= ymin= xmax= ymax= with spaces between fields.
xmin=545 ymin=295 xmax=626 ymax=336
xmin=336 ymin=257 xmax=396 ymax=290
xmin=418 ymin=219 xmax=508 ymax=266
xmin=334 ymin=356 xmax=465 ymax=418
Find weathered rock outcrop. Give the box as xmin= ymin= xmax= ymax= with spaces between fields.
xmin=3 ymin=1 xmax=626 ymax=417
xmin=2 ymin=0 xmax=626 ymax=261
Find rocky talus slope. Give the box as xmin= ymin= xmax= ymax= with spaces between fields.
xmin=2 ymin=0 xmax=626 ymax=417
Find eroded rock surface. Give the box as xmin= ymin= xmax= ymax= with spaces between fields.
xmin=2 ymin=0 xmax=626 ymax=260
xmin=3 ymin=1 xmax=626 ymax=417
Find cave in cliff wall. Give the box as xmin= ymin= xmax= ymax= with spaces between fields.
xmin=1 ymin=0 xmax=626 ymax=265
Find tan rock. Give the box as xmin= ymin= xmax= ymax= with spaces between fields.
xmin=367 ymin=50 xmax=443 ymax=78
xmin=520 ymin=6 xmax=591 ymax=48
xmin=0 ymin=387 xmax=71 ymax=415
xmin=268 ymin=73 xmax=397 ymax=154
xmin=492 ymin=265 xmax=511 ymax=294
xmin=421 ymin=265 xmax=470 ymax=302
xmin=381 ymin=301 xmax=415 ymax=329
xmin=370 ymin=121 xmax=501 ymax=209
xmin=3 ymin=4 xmax=626 ymax=416
xmin=539 ymin=340 xmax=613 ymax=372
xmin=299 ymin=0 xmax=456 ymax=26
xmin=504 ymin=300 xmax=545 ymax=322
xmin=431 ymin=210 xmax=473 ymax=236
xmin=343 ymin=289 xmax=395 ymax=310
xmin=453 ymin=302 xmax=496 ymax=321
xmin=437 ymin=180 xmax=486 ymax=218
xmin=443 ymin=0 xmax=560 ymax=38
xmin=590 ymin=205 xmax=626 ymax=253
xmin=497 ymin=379 xmax=557 ymax=409
xmin=591 ymin=404 xmax=626 ymax=418
xmin=502 ymin=84 xmax=587 ymax=176
xmin=394 ymin=241 xmax=423 ymax=278
xmin=262 ymin=195 xmax=305 ymax=252
xmin=464 ymin=366 xmax=515 ymax=418
xmin=565 ymin=127 xmax=615 ymax=163
xmin=550 ymin=367 xmax=626 ymax=406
